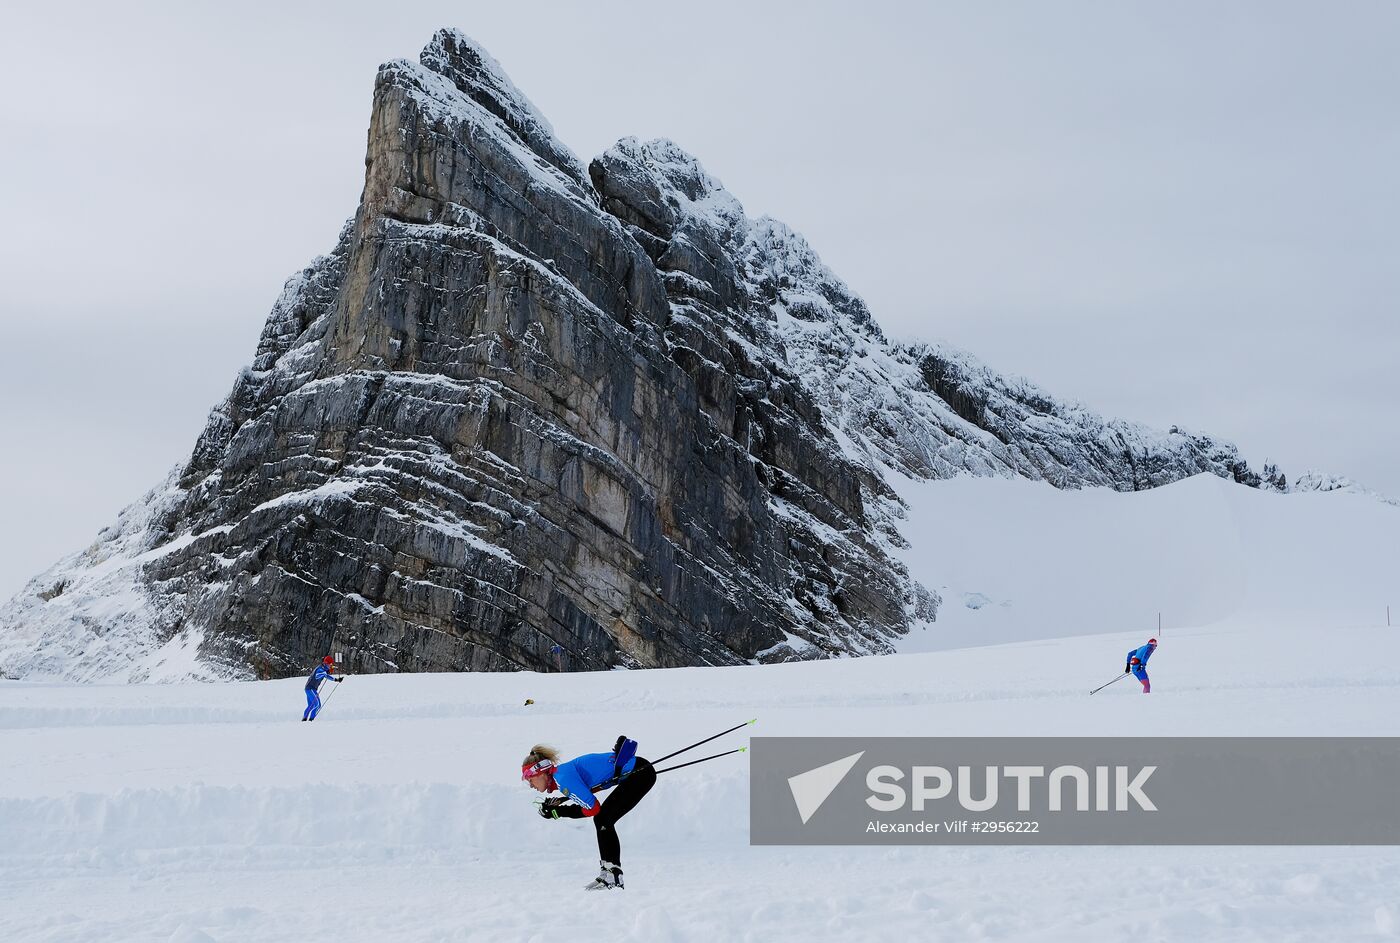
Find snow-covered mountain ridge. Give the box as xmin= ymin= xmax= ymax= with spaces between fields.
xmin=0 ymin=29 xmax=1364 ymax=683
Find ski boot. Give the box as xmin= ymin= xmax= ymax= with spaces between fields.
xmin=584 ymin=861 xmax=623 ymax=891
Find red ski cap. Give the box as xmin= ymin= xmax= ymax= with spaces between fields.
xmin=322 ymin=655 xmax=335 ymax=665
xmin=1147 ymin=638 xmax=1158 ymax=645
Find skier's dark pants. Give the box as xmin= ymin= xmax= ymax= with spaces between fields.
xmin=594 ymin=758 xmax=655 ymax=866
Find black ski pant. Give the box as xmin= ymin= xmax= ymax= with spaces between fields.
xmin=594 ymin=757 xmax=655 ymax=867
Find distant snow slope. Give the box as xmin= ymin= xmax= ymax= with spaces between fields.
xmin=2 ymin=617 xmax=1398 ymax=942
xmin=0 ymin=467 xmax=221 ymax=684
xmin=892 ymin=472 xmax=1400 ymax=650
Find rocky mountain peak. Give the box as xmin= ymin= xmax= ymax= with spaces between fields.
xmin=591 ymin=137 xmax=743 ymax=238
xmin=0 ymin=30 xmax=1294 ymax=682
xmin=412 ymin=27 xmax=591 ymax=191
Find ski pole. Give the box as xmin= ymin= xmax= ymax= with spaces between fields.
xmin=318 ymin=677 xmax=344 ymax=714
xmin=1089 ymin=672 xmax=1127 ymax=696
xmin=653 ymin=719 xmax=756 ymax=765
xmin=653 ymin=747 xmax=747 ymax=776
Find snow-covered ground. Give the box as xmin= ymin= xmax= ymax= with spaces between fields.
xmin=894 ymin=472 xmax=1398 ymax=650
xmin=2 ymin=475 xmax=1397 ymax=941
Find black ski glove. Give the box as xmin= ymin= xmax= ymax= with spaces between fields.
xmin=539 ymin=797 xmax=567 ymax=820
xmin=336 ymin=677 xmax=344 ymax=683
xmin=1124 ymin=664 xmax=1131 ymax=673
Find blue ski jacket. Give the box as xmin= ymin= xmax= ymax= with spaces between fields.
xmin=553 ymin=751 xmax=638 ymax=815
xmin=305 ymin=664 xmax=336 ymax=692
xmin=1126 ymin=642 xmax=1156 ymax=669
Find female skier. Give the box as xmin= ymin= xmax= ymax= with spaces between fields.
xmin=1125 ymin=638 xmax=1158 ymax=693
xmin=522 ymin=740 xmax=656 ymax=890
xmin=302 ymin=655 xmax=343 ymax=720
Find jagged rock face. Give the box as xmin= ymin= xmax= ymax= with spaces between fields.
xmin=587 ymin=138 xmax=932 ymax=659
xmin=1 ymin=29 xmax=1275 ymax=682
xmin=751 ymin=225 xmax=1264 ymax=492
xmin=0 ymin=30 xmax=933 ymax=681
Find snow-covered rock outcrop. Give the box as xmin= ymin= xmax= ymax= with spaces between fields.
xmin=1 ymin=30 xmax=1295 ymax=682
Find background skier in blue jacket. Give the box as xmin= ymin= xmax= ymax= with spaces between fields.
xmin=522 ymin=740 xmax=656 ymax=890
xmin=302 ymin=655 xmax=343 ymax=720
xmin=1125 ymin=638 xmax=1158 ymax=693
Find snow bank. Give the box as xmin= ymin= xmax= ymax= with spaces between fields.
xmin=2 ymin=617 xmax=1399 ymax=941
xmin=0 ymin=774 xmax=747 ymax=861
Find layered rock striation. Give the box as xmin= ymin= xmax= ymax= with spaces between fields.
xmin=1 ymin=31 xmax=1274 ymax=681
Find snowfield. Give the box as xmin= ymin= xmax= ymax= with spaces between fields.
xmin=2 ymin=475 xmax=1398 ymax=942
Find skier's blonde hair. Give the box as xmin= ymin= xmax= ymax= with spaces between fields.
xmin=523 ymin=744 xmax=560 ymax=767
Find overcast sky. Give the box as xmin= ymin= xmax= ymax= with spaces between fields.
xmin=1 ymin=0 xmax=1396 ymax=602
